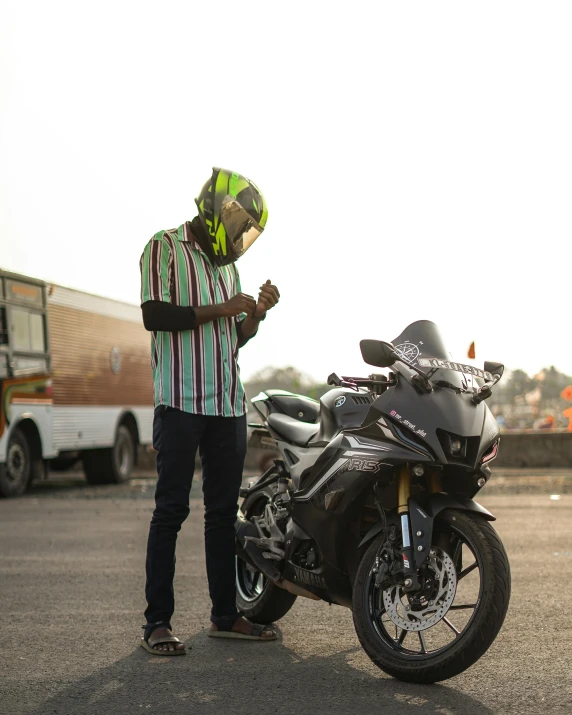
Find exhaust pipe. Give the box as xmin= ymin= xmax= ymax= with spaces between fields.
xmin=235 ymin=516 xmax=320 ymax=601
xmin=279 ymin=579 xmax=320 ymax=600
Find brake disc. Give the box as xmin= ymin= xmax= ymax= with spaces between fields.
xmin=382 ymin=547 xmax=457 ymax=632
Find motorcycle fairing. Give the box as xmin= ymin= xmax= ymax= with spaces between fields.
xmin=282 ymin=431 xmax=436 ymax=606
xmin=357 ymin=321 xmax=500 ymax=470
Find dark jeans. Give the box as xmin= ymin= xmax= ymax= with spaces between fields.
xmin=145 ymin=406 xmax=247 ymax=630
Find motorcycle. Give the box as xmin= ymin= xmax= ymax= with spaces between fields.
xmin=235 ymin=320 xmax=510 ymax=683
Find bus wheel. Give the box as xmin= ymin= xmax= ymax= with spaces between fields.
xmin=82 ymin=425 xmax=135 ymax=485
xmin=0 ymin=428 xmax=32 ymax=498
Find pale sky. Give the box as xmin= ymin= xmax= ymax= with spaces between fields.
xmin=1 ymin=2 xmax=571 ymax=384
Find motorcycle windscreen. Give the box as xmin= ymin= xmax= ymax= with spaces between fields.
xmin=391 ymin=320 xmax=469 ymax=389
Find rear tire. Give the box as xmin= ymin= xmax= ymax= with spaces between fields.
xmin=236 ymin=486 xmax=297 ymax=624
xmin=236 ymin=565 xmax=297 ymax=625
xmin=82 ymin=425 xmax=135 ymax=485
xmin=0 ymin=428 xmax=32 ymax=498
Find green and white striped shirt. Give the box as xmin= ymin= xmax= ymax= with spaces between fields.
xmin=140 ymin=221 xmax=247 ymax=416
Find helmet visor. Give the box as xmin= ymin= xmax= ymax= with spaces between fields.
xmin=220 ymin=197 xmax=264 ymax=258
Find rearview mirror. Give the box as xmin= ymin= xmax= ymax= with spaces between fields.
xmin=360 ymin=340 xmax=397 ymax=368
xmin=484 ymin=361 xmax=505 ymax=380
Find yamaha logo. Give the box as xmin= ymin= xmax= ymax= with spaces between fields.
xmin=335 ymin=396 xmax=346 ymax=408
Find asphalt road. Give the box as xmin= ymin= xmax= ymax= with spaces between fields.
xmin=1 ymin=471 xmax=571 ymax=715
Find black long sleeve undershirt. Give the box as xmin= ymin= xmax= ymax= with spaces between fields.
xmin=141 ymin=300 xmax=253 ymax=348
xmin=141 ymin=300 xmax=197 ymax=331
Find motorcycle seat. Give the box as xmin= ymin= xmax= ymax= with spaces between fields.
xmin=267 ymin=413 xmax=319 ymax=447
xmin=266 ymin=392 xmax=320 ymax=423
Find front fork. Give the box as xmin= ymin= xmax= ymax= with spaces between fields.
xmin=398 ymin=465 xmax=442 ymax=592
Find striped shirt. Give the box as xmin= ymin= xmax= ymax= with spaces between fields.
xmin=140 ymin=221 xmax=246 ymax=416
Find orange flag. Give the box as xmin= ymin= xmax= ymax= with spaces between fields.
xmin=467 ymin=342 xmax=476 ymax=359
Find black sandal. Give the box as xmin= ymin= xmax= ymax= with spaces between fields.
xmin=208 ymin=617 xmax=277 ymax=641
xmin=140 ymin=623 xmax=186 ymax=656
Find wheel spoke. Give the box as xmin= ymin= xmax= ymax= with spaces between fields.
xmin=452 ymin=539 xmax=463 ymax=567
xmin=448 ymin=603 xmax=477 ymax=610
xmin=458 ymin=561 xmax=478 ymax=580
xmin=397 ymin=629 xmax=407 ymax=646
xmin=418 ymin=631 xmax=427 ymax=654
xmin=443 ymin=617 xmax=460 ymax=635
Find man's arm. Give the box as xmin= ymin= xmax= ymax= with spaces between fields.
xmin=140 ymin=235 xmax=257 ymax=332
xmin=141 ymin=295 xmax=257 ymax=333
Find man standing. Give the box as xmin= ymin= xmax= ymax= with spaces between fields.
xmin=140 ymin=168 xmax=279 ymax=655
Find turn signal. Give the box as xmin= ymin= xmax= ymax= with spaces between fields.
xmin=482 ymin=442 xmax=499 ymax=464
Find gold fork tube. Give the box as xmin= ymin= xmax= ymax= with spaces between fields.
xmin=397 ymin=465 xmax=411 ymax=514
xmin=429 ymin=471 xmax=442 ymax=494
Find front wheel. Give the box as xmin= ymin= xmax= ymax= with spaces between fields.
xmin=352 ymin=509 xmax=511 ymax=683
xmin=0 ymin=428 xmax=32 ymax=497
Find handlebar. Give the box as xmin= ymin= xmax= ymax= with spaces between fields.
xmin=327 ymin=372 xmax=395 ymax=394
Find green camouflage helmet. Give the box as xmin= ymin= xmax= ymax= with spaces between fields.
xmin=195 ymin=167 xmax=268 ymax=265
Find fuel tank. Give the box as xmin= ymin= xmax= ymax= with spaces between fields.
xmin=313 ymin=388 xmax=374 ymax=444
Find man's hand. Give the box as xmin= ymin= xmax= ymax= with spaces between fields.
xmin=221 ymin=292 xmax=257 ymax=318
xmin=236 ymin=280 xmax=280 ymax=347
xmin=254 ymin=280 xmax=280 ymax=319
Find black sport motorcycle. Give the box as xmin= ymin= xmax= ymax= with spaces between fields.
xmin=235 ymin=320 xmax=510 ymax=683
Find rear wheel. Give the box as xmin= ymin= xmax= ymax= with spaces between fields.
xmin=0 ymin=428 xmax=32 ymax=497
xmin=236 ymin=486 xmax=297 ymax=624
xmin=352 ymin=509 xmax=511 ymax=683
xmin=82 ymin=425 xmax=135 ymax=485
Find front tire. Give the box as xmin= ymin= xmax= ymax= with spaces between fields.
xmin=352 ymin=509 xmax=511 ymax=683
xmin=0 ymin=428 xmax=31 ymax=497
xmin=236 ymin=487 xmax=297 ymax=625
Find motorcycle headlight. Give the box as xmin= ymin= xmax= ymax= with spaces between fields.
xmin=436 ymin=430 xmax=471 ymax=461
xmin=450 ymin=439 xmax=462 ymax=454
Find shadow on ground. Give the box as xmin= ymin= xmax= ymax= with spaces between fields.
xmin=29 ymin=630 xmax=493 ymax=715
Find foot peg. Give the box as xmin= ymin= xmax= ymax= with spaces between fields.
xmin=235 ymin=515 xmax=282 ymax=581
xmin=244 ymin=535 xmax=285 ymax=559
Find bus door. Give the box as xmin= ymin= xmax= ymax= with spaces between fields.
xmin=0 ymin=273 xmax=53 ymax=466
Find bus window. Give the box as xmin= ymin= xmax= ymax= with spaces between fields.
xmin=30 ymin=313 xmax=46 ymax=352
xmin=12 ymin=308 xmax=46 ymax=353
xmin=12 ymin=356 xmax=48 ymax=375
